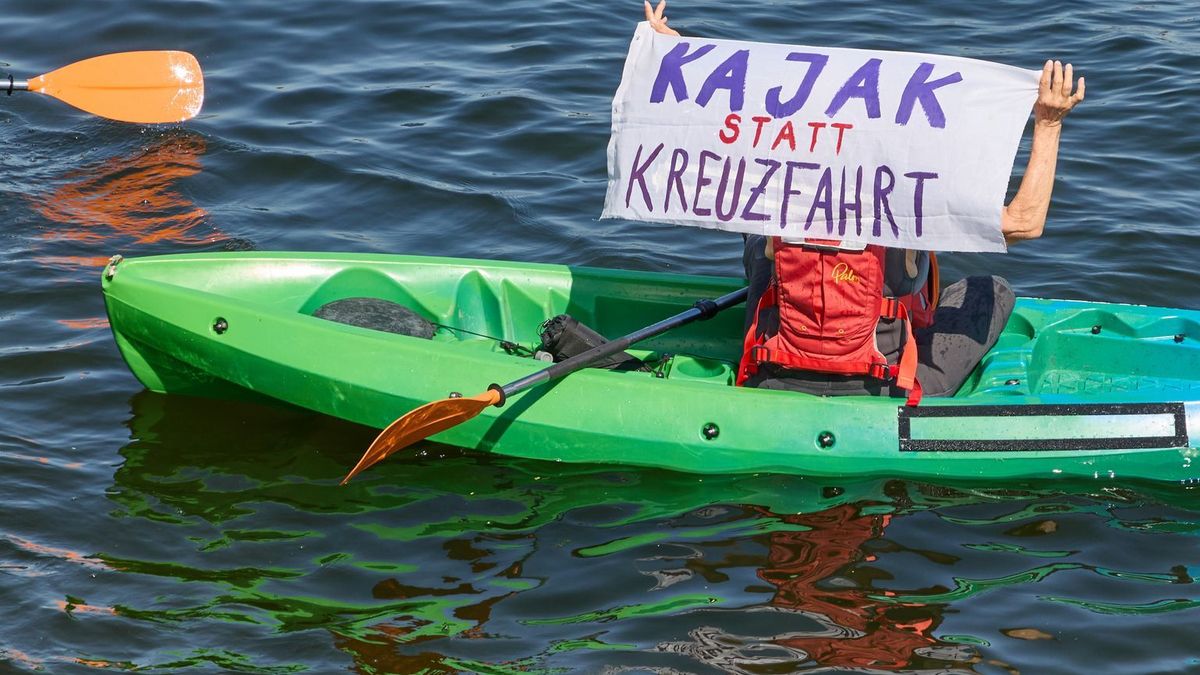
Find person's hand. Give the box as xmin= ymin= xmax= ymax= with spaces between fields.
xmin=1033 ymin=60 xmax=1085 ymax=127
xmin=644 ymin=0 xmax=680 ymax=37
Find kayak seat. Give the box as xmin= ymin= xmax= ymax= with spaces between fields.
xmin=314 ymin=297 xmax=435 ymax=339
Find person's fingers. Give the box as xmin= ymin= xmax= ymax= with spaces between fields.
xmin=655 ymin=0 xmax=667 ymax=20
xmin=644 ymin=0 xmax=655 ymax=23
xmin=1074 ymin=76 xmax=1086 ymax=102
xmin=1053 ymin=60 xmax=1063 ymax=94
xmin=1062 ymin=63 xmax=1074 ymax=97
xmin=1039 ymin=59 xmax=1052 ymax=93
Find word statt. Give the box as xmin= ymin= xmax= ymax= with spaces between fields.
xmin=602 ymin=24 xmax=1040 ymax=252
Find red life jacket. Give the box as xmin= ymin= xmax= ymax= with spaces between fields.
xmin=737 ymin=238 xmax=939 ymax=406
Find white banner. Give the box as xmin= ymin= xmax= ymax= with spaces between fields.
xmin=602 ymin=23 xmax=1040 ymax=252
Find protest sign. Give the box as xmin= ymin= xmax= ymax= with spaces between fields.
xmin=602 ymin=23 xmax=1041 ymax=252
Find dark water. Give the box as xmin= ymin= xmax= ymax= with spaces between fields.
xmin=2 ymin=0 xmax=1199 ymax=672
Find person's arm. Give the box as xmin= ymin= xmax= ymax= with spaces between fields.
xmin=644 ymin=0 xmax=680 ymax=36
xmin=1001 ymin=60 xmax=1085 ymax=245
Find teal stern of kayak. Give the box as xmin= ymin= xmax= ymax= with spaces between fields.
xmin=101 ymin=252 xmax=1200 ymax=483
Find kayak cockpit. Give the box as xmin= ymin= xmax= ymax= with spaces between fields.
xmin=290 ymin=258 xmax=1200 ymax=402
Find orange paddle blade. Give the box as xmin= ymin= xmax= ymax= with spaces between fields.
xmin=341 ymin=389 xmax=502 ymax=484
xmin=27 ymin=51 xmax=204 ymax=123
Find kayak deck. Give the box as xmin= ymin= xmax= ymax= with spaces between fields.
xmin=101 ymin=252 xmax=1200 ymax=482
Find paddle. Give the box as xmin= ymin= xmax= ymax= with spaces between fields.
xmin=5 ymin=51 xmax=203 ymax=123
xmin=341 ymin=286 xmax=749 ymax=483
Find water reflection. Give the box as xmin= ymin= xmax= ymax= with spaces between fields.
xmin=643 ymin=493 xmax=964 ymax=674
xmin=30 ymin=132 xmax=215 ymax=251
xmin=757 ymin=502 xmax=949 ymax=671
xmin=93 ymin=392 xmax=1200 ymax=672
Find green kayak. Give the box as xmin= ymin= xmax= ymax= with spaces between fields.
xmin=101 ymin=252 xmax=1200 ymax=482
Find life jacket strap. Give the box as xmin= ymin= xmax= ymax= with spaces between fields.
xmin=890 ymin=301 xmax=921 ymax=406
xmin=750 ymin=344 xmax=889 ymax=377
xmin=880 ymin=297 xmax=901 ymax=320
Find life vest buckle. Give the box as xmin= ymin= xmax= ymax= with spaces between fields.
xmin=880 ymin=297 xmax=901 ymax=320
xmin=749 ymin=344 xmax=771 ymax=365
xmin=869 ymin=362 xmax=893 ymax=381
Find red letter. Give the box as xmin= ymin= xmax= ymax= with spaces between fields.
xmin=719 ymin=114 xmax=741 ymax=144
xmin=807 ymin=121 xmax=827 ymax=152
xmin=772 ymin=120 xmax=796 ymax=151
xmin=831 ymin=122 xmax=853 ymax=154
xmin=751 ymin=116 xmax=772 ymax=147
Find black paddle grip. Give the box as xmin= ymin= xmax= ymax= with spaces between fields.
xmin=692 ymin=298 xmax=719 ymax=319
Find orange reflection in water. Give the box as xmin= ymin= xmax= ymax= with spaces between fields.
xmin=5 ymin=534 xmax=110 ymax=571
xmin=759 ymin=503 xmax=944 ymax=671
xmin=0 ymin=450 xmax=84 ymax=472
xmin=331 ymin=564 xmax=525 ymax=674
xmin=32 ymin=255 xmax=112 ymax=269
xmin=57 ymin=317 xmax=110 ymax=330
xmin=75 ymin=658 xmax=127 ymax=669
xmin=31 ymin=134 xmax=215 ymax=248
xmin=56 ymin=599 xmax=117 ymax=616
xmin=0 ymin=647 xmax=43 ymax=671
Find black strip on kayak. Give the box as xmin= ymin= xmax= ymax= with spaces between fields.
xmin=897 ymin=402 xmax=1189 ymax=452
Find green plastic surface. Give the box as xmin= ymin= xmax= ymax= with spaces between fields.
xmin=101 ymin=252 xmax=1200 ymax=482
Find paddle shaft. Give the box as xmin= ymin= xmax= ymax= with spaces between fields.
xmin=494 ymin=286 xmax=749 ymax=403
xmin=7 ymin=78 xmax=29 ymax=92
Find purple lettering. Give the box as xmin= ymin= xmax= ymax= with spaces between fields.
xmin=715 ymin=157 xmax=747 ymax=221
xmin=825 ymin=58 xmax=882 ymax=119
xmin=696 ymin=49 xmax=750 ymax=111
xmin=904 ymin=171 xmax=939 ymax=237
xmin=781 ymin=161 xmax=819 ymax=229
xmin=805 ymin=167 xmax=834 ymax=234
xmin=692 ymin=150 xmax=721 ymax=216
xmin=664 ymin=148 xmax=690 ymax=212
xmin=741 ymin=158 xmax=779 ymax=222
xmin=838 ymin=166 xmax=864 ymax=237
xmin=765 ymin=52 xmax=829 ymax=118
xmin=650 ymin=43 xmax=717 ymax=104
xmin=625 ymin=143 xmax=665 ymax=211
xmin=872 ymin=165 xmax=898 ymax=237
xmin=896 ymin=63 xmax=962 ymax=128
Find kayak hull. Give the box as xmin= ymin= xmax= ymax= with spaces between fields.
xmin=101 ymin=252 xmax=1200 ymax=482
